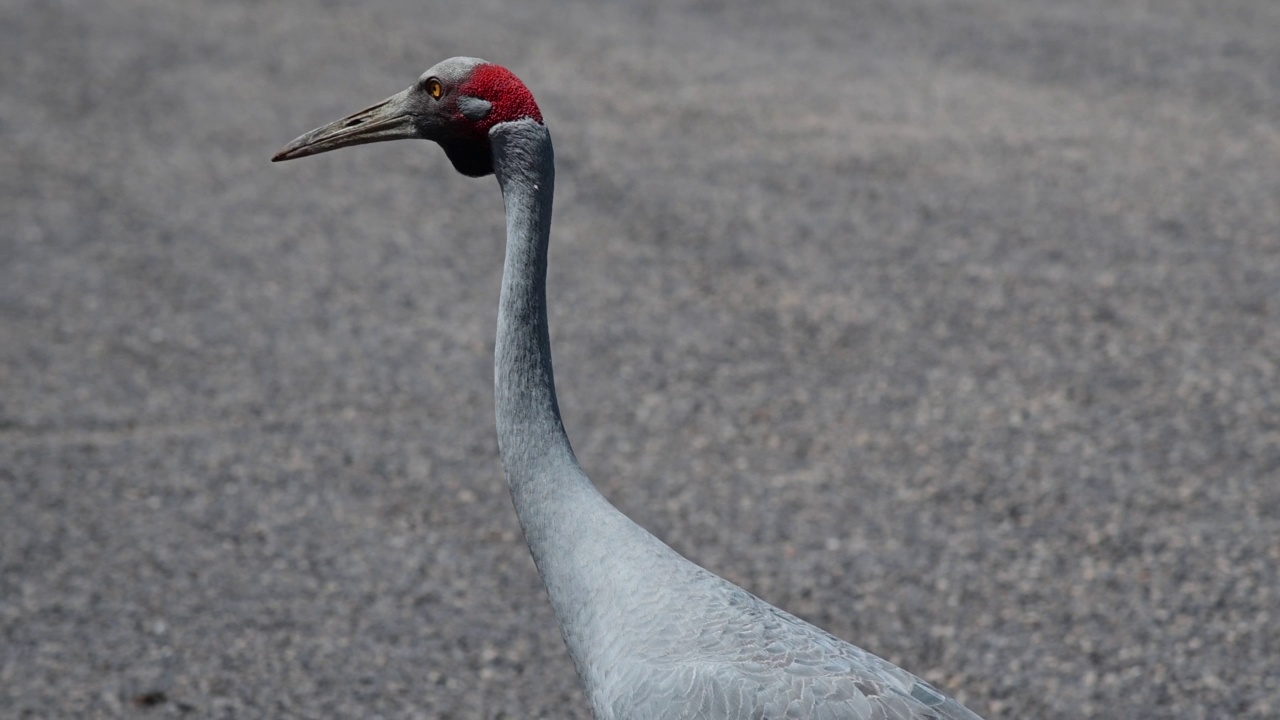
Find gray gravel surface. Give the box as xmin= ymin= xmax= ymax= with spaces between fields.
xmin=4 ymin=0 xmax=1278 ymax=717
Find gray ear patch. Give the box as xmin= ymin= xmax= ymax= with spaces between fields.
xmin=459 ymin=96 xmax=493 ymax=121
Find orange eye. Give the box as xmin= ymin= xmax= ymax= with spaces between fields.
xmin=426 ymin=78 xmax=443 ymax=99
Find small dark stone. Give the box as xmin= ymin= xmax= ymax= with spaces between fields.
xmin=132 ymin=691 xmax=168 ymax=708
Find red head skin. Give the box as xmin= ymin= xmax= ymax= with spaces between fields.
xmin=460 ymin=63 xmax=544 ymax=135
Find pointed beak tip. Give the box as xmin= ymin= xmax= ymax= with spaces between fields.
xmin=272 ymin=143 xmax=311 ymax=162
xmin=271 ymin=141 xmax=304 ymax=162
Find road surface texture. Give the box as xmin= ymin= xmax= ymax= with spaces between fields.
xmin=3 ymin=0 xmax=1278 ymax=717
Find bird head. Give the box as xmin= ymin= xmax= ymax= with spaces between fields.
xmin=271 ymin=57 xmax=542 ymax=177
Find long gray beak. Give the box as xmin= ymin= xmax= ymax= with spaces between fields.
xmin=272 ymin=89 xmax=417 ymax=162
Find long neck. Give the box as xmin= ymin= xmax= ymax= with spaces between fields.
xmin=487 ymin=122 xmax=687 ymax=689
xmin=489 ymin=120 xmax=592 ymax=506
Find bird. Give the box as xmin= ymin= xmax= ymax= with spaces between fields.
xmin=273 ymin=57 xmax=986 ymax=720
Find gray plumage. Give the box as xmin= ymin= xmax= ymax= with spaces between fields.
xmin=274 ymin=57 xmax=986 ymax=720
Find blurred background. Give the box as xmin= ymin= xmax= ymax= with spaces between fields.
xmin=3 ymin=0 xmax=1277 ymax=717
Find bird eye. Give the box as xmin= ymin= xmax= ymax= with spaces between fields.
xmin=424 ymin=78 xmax=443 ymax=99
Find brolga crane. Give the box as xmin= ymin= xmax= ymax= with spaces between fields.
xmin=273 ymin=57 xmax=986 ymax=720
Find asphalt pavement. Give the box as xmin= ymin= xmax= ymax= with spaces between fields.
xmin=3 ymin=0 xmax=1278 ymax=717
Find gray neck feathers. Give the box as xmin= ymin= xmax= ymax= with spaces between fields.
xmin=488 ymin=121 xmax=688 ymax=689
xmin=489 ymin=119 xmax=599 ymax=556
xmin=490 ymin=120 xmax=571 ymax=479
